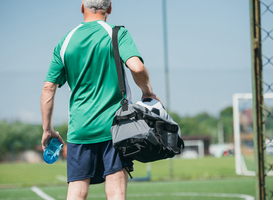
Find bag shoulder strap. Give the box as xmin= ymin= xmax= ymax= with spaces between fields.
xmin=112 ymin=26 xmax=128 ymax=110
xmin=112 ymin=26 xmax=126 ymax=96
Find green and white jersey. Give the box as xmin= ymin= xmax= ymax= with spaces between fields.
xmin=45 ymin=20 xmax=143 ymax=144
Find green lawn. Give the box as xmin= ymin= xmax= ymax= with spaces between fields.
xmin=0 ymin=156 xmax=273 ymax=199
xmin=0 ymin=162 xmax=67 ymax=188
xmin=0 ymin=156 xmax=238 ymax=188
xmin=1 ymin=178 xmax=273 ymax=200
xmin=243 ymin=154 xmax=273 ymax=172
xmin=150 ymin=156 xmax=238 ymax=180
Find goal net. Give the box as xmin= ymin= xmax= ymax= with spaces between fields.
xmin=233 ymin=93 xmax=273 ymax=176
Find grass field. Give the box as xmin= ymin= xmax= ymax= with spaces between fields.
xmin=0 ymin=156 xmax=273 ymax=199
xmin=243 ymin=154 xmax=273 ymax=172
xmin=1 ymin=178 xmax=273 ymax=200
xmin=0 ymin=156 xmax=239 ymax=188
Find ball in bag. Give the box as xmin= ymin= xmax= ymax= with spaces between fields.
xmin=136 ymin=98 xmax=168 ymax=119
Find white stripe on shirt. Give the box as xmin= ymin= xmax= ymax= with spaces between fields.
xmin=60 ymin=24 xmax=83 ymax=66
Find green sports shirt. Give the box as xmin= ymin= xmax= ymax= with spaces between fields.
xmin=45 ymin=20 xmax=143 ymax=144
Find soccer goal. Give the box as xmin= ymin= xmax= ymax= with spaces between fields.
xmin=233 ymin=93 xmax=273 ymax=176
xmin=180 ymin=140 xmax=205 ymax=159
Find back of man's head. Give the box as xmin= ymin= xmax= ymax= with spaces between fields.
xmin=82 ymin=0 xmax=111 ymax=11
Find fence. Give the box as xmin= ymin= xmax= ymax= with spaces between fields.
xmin=250 ymin=0 xmax=273 ymax=199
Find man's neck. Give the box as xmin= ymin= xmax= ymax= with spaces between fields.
xmin=83 ymin=12 xmax=107 ymax=22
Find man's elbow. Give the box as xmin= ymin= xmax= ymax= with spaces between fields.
xmin=126 ymin=56 xmax=146 ymax=74
xmin=132 ymin=63 xmax=146 ymax=74
xmin=42 ymin=82 xmax=58 ymax=93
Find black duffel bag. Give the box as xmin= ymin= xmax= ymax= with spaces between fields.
xmin=111 ymin=102 xmax=184 ymax=163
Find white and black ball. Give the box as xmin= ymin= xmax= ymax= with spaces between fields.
xmin=136 ymin=98 xmax=168 ymax=119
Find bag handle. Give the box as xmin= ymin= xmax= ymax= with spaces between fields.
xmin=112 ymin=26 xmax=128 ymax=110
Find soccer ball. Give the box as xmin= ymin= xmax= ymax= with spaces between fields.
xmin=136 ymin=98 xmax=168 ymax=119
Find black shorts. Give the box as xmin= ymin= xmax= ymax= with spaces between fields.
xmin=67 ymin=140 xmax=134 ymax=184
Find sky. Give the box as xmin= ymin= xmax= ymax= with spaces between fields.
xmin=0 ymin=0 xmax=270 ymax=125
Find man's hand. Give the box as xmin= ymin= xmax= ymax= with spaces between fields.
xmin=142 ymin=93 xmax=161 ymax=103
xmin=41 ymin=130 xmax=64 ymax=151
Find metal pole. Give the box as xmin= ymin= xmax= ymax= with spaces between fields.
xmin=218 ymin=119 xmax=224 ymax=144
xmin=162 ymin=0 xmax=173 ymax=180
xmin=162 ymin=0 xmax=170 ymax=111
xmin=250 ymin=0 xmax=266 ymax=199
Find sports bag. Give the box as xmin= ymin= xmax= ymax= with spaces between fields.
xmin=110 ymin=26 xmax=184 ymax=163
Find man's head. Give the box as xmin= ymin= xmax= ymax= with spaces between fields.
xmin=82 ymin=0 xmax=111 ymax=14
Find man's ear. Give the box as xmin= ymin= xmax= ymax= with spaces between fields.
xmin=107 ymin=2 xmax=112 ymax=14
xmin=81 ymin=2 xmax=84 ymax=14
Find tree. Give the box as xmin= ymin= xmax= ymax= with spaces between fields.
xmin=0 ymin=120 xmax=42 ymax=161
xmin=220 ymin=106 xmax=233 ymax=142
xmin=169 ymin=111 xmax=218 ymax=142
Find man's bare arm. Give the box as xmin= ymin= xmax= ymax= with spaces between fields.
xmin=126 ymin=56 xmax=160 ymax=101
xmin=41 ymin=81 xmax=64 ymax=151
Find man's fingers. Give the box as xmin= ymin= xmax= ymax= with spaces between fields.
xmin=41 ymin=131 xmax=52 ymax=151
xmin=41 ymin=138 xmax=49 ymax=152
xmin=142 ymin=94 xmax=162 ymax=104
xmin=54 ymin=131 xmax=64 ymax=144
xmin=41 ymin=131 xmax=64 ymax=152
xmin=57 ymin=134 xmax=64 ymax=144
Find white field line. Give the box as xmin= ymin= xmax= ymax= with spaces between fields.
xmin=56 ymin=175 xmax=67 ymax=182
xmin=31 ymin=186 xmax=55 ymax=200
xmin=0 ymin=198 xmax=43 ymax=200
xmin=172 ymin=192 xmax=255 ymax=200
xmin=57 ymin=192 xmax=254 ymax=200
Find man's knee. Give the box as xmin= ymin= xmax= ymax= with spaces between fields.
xmin=67 ymin=191 xmax=88 ymax=200
xmin=67 ymin=179 xmax=90 ymax=200
xmin=105 ymin=169 xmax=128 ymax=199
xmin=106 ymin=168 xmax=128 ymax=182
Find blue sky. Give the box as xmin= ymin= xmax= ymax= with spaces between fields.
xmin=0 ymin=0 xmax=261 ymax=124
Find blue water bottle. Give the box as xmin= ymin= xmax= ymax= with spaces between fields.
xmin=43 ymin=138 xmax=63 ymax=164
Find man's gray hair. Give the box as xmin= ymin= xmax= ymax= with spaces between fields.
xmin=83 ymin=0 xmax=111 ymax=11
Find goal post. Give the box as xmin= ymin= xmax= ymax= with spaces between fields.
xmin=233 ymin=93 xmax=273 ymax=176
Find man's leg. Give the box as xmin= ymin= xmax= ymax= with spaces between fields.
xmin=67 ymin=179 xmax=90 ymax=200
xmin=105 ymin=168 xmax=128 ymax=200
